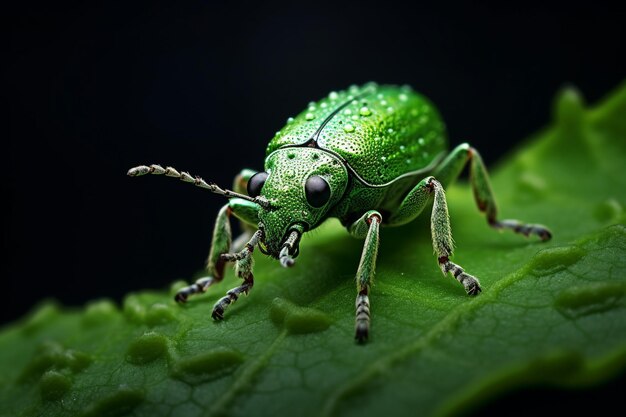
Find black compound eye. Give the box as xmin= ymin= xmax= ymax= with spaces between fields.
xmin=305 ymin=175 xmax=331 ymax=208
xmin=247 ymin=172 xmax=268 ymax=197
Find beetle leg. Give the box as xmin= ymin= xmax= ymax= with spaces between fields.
xmin=433 ymin=143 xmax=551 ymax=241
xmin=389 ymin=177 xmax=482 ymax=296
xmin=174 ymin=197 xmax=260 ymax=304
xmin=232 ymin=169 xmax=260 ymax=251
xmin=175 ymin=203 xmax=232 ymax=303
xmin=211 ymin=230 xmax=261 ymax=320
xmin=349 ymin=210 xmax=382 ymax=343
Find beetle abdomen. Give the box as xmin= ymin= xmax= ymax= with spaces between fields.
xmin=266 ymin=83 xmax=448 ymax=185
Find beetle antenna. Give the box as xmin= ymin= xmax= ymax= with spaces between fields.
xmin=127 ymin=164 xmax=272 ymax=209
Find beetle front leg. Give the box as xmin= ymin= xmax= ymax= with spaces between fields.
xmin=434 ymin=143 xmax=552 ymax=241
xmin=174 ymin=197 xmax=260 ymax=303
xmin=211 ymin=230 xmax=261 ymax=320
xmin=174 ymin=203 xmax=232 ymax=303
xmin=389 ymin=177 xmax=481 ymax=296
xmin=349 ymin=210 xmax=382 ymax=343
xmin=231 ymin=169 xmax=259 ymax=251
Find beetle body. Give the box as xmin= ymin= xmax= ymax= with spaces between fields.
xmin=129 ymin=82 xmax=551 ymax=343
xmin=259 ymin=83 xmax=447 ymax=254
xmin=267 ymin=83 xmax=446 ymax=185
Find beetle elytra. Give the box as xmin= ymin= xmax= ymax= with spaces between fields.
xmin=128 ymin=82 xmax=551 ymax=343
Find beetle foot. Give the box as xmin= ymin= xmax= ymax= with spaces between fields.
xmin=211 ymin=278 xmax=254 ymax=320
xmin=174 ymin=292 xmax=188 ymax=303
xmin=463 ymin=276 xmax=482 ymax=296
xmin=439 ymin=258 xmax=482 ymax=296
xmin=174 ymin=277 xmax=216 ymax=304
xmin=211 ymin=301 xmax=227 ymax=320
xmin=490 ymin=219 xmax=552 ymax=242
xmin=355 ymin=293 xmax=370 ymax=344
xmin=355 ymin=324 xmax=369 ymax=344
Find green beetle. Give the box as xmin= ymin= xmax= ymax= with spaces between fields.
xmin=128 ymin=82 xmax=551 ymax=343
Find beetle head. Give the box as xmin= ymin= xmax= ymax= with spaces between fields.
xmin=251 ymin=148 xmax=348 ymax=262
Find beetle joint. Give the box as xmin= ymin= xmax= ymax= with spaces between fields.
xmin=365 ymin=213 xmax=382 ymax=225
xmin=425 ymin=177 xmax=437 ymax=192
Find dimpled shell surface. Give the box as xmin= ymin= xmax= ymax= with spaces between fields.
xmin=266 ymin=83 xmax=448 ymax=185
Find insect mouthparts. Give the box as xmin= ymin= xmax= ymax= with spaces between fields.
xmin=279 ymin=246 xmax=295 ymax=268
xmin=279 ymin=229 xmax=301 ymax=268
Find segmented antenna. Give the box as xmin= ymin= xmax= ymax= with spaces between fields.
xmin=127 ymin=164 xmax=272 ymax=209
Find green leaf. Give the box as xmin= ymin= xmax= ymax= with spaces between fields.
xmin=2 ymin=83 xmax=626 ymax=417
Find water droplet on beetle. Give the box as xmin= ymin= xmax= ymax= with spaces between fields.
xmin=359 ymin=106 xmax=371 ymax=116
xmin=329 ymin=91 xmax=339 ymax=100
xmin=344 ymin=109 xmax=352 ymax=115
xmin=343 ymin=124 xmax=355 ymax=133
xmin=287 ymin=117 xmax=294 ymax=123
xmin=306 ymin=113 xmax=315 ymax=120
xmin=380 ymin=99 xmax=388 ymax=106
xmin=351 ymin=115 xmax=358 ymax=120
xmin=320 ymin=102 xmax=328 ymax=108
xmin=399 ymin=93 xmax=408 ymax=101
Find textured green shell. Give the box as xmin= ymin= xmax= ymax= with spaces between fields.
xmin=266 ymin=83 xmax=448 ymax=185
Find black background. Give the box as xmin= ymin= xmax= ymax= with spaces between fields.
xmin=4 ymin=1 xmax=625 ymax=414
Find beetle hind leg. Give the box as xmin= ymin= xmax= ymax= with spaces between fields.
xmin=489 ymin=219 xmax=552 ymax=241
xmin=434 ymin=143 xmax=552 ymax=241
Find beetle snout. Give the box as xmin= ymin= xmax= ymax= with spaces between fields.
xmin=278 ymin=228 xmax=302 ymax=268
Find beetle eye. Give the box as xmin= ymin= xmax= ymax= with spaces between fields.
xmin=247 ymin=172 xmax=268 ymax=197
xmin=305 ymin=175 xmax=331 ymax=208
